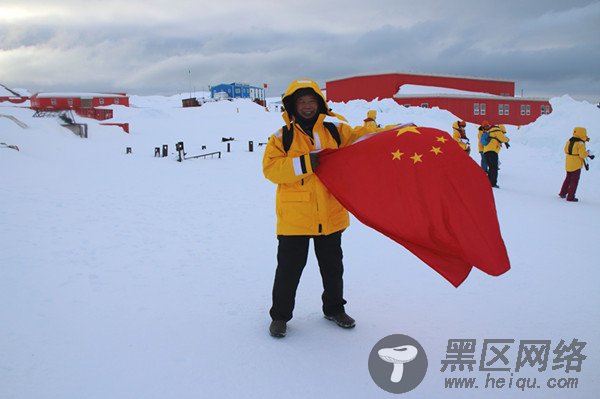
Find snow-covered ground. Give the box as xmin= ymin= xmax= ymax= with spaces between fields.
xmin=1 ymin=93 xmax=599 ymax=398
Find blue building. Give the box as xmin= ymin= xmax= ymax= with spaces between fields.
xmin=210 ymin=82 xmax=265 ymax=101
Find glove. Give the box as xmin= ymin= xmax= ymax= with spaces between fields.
xmin=589 ymin=154 xmax=595 ymax=160
xmin=309 ymin=152 xmax=320 ymax=171
xmin=505 ymin=142 xmax=511 ymax=149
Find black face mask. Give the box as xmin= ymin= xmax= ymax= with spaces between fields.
xmin=294 ymin=112 xmax=318 ymax=133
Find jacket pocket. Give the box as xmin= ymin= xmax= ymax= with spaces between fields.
xmin=280 ymin=191 xmax=310 ymax=202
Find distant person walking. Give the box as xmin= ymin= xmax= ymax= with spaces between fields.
xmin=559 ymin=127 xmax=594 ymax=202
xmin=262 ymin=78 xmax=380 ymax=338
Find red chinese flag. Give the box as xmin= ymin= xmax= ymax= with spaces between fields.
xmin=263 ymin=83 xmax=268 ymax=88
xmin=316 ymin=125 xmax=510 ymax=287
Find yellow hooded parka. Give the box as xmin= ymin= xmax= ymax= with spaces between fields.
xmin=262 ymin=79 xmax=378 ymax=236
xmin=564 ymin=127 xmax=590 ymax=172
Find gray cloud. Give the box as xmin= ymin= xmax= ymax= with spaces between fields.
xmin=1 ymin=0 xmax=598 ymax=102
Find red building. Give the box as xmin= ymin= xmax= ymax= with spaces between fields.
xmin=29 ymin=92 xmax=129 ymax=121
xmin=0 ymin=96 xmax=29 ymax=104
xmin=326 ymin=72 xmax=551 ymax=125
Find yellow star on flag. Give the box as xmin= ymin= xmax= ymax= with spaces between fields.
xmin=391 ymin=150 xmax=404 ymax=160
xmin=430 ymin=146 xmax=443 ymax=155
xmin=396 ymin=126 xmax=421 ymax=137
xmin=410 ymin=153 xmax=423 ymax=164
xmin=436 ymin=136 xmax=448 ymax=143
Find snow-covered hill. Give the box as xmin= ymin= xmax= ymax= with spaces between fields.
xmin=1 ymin=94 xmax=598 ymax=398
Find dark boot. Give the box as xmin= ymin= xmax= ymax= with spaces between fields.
xmin=269 ymin=320 xmax=287 ymax=338
xmin=325 ymin=312 xmax=356 ymax=329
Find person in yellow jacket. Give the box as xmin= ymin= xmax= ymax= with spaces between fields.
xmin=559 ymin=127 xmax=594 ymax=202
xmin=363 ymin=109 xmax=379 ymax=130
xmin=452 ymin=120 xmax=470 ymax=153
xmin=482 ymin=123 xmax=509 ymax=188
xmin=477 ymin=121 xmax=490 ymax=172
xmin=262 ymin=78 xmax=379 ymax=338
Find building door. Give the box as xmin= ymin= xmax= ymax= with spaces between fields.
xmin=81 ymin=98 xmax=92 ymax=108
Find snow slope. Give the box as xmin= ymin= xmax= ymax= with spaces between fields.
xmin=1 ymin=94 xmax=599 ymax=398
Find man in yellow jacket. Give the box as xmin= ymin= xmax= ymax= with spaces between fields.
xmin=262 ymin=79 xmax=378 ymax=337
xmin=482 ymin=123 xmax=510 ymax=188
xmin=452 ymin=120 xmax=470 ymax=153
xmin=477 ymin=121 xmax=491 ymax=172
xmin=559 ymin=127 xmax=594 ymax=202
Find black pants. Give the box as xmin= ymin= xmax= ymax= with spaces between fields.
xmin=484 ymin=151 xmax=499 ymax=186
xmin=270 ymin=231 xmax=347 ymax=322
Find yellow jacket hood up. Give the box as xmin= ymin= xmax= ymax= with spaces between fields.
xmin=564 ymin=127 xmax=590 ymax=171
xmin=573 ymin=127 xmax=589 ymax=141
xmin=263 ymin=79 xmax=382 ymax=235
xmin=280 ymin=79 xmax=347 ymax=128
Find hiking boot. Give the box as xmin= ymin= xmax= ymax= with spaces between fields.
xmin=558 ymin=193 xmax=566 ymax=199
xmin=269 ymin=320 xmax=287 ymax=338
xmin=566 ymin=197 xmax=579 ymax=202
xmin=325 ymin=312 xmax=356 ymax=329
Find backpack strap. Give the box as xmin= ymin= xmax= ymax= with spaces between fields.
xmin=282 ymin=124 xmax=293 ymax=153
xmin=323 ymin=121 xmax=341 ymax=147
xmin=488 ymin=127 xmax=503 ymax=143
xmin=567 ymin=137 xmax=583 ymax=155
xmin=281 ymin=121 xmax=341 ymax=153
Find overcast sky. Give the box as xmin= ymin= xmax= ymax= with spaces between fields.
xmin=1 ymin=0 xmax=599 ymax=102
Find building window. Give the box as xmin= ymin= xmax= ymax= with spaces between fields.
xmin=480 ymin=103 xmax=486 ymax=115
xmin=51 ymin=98 xmax=57 ymax=105
xmin=114 ymin=98 xmax=120 ymax=104
xmin=498 ymin=104 xmax=504 ymax=116
xmin=541 ymin=105 xmax=551 ymax=115
xmin=546 ymin=105 xmax=551 ymax=114
xmin=474 ymin=103 xmax=479 ymax=115
xmin=526 ymin=105 xmax=531 ymax=115
xmin=67 ymin=99 xmax=73 ymax=107
xmin=99 ymin=98 xmax=105 ymax=105
xmin=420 ymin=103 xmax=429 ymax=108
xmin=504 ymin=104 xmax=509 ymax=115
xmin=521 ymin=104 xmax=526 ymax=115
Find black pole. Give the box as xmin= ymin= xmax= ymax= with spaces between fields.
xmin=176 ymin=141 xmax=184 ymax=162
